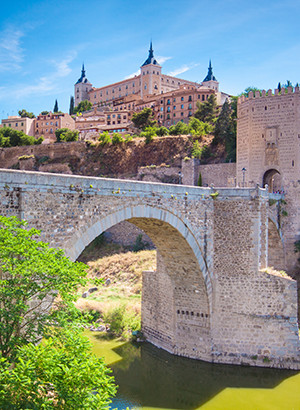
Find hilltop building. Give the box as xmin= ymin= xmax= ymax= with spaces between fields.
xmin=74 ymin=43 xmax=229 ymax=126
xmin=35 ymin=112 xmax=75 ymax=143
xmin=1 ymin=116 xmax=35 ymax=136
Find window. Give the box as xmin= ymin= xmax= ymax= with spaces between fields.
xmin=173 ymin=98 xmax=176 ymax=102
xmin=119 ymin=87 xmax=121 ymax=91
xmin=112 ymin=89 xmax=114 ymax=93
xmin=181 ymin=104 xmax=184 ymax=109
xmin=15 ymin=123 xmax=18 ymax=126
xmin=21 ymin=122 xmax=24 ymax=126
xmin=181 ymin=112 xmax=183 ymax=116
xmin=173 ymin=113 xmax=176 ymax=117
xmin=181 ymin=97 xmax=184 ymax=101
xmin=144 ymin=85 xmax=147 ymax=90
xmin=167 ymin=99 xmax=170 ymax=105
xmin=46 ymin=122 xmax=48 ymax=125
xmin=160 ymin=107 xmax=163 ymax=111
xmin=202 ymin=95 xmax=205 ymax=101
xmin=189 ymin=111 xmax=192 ymax=116
xmin=189 ymin=103 xmax=192 ymax=109
xmin=198 ymin=95 xmax=200 ymax=99
xmin=188 ymin=96 xmax=192 ymax=101
xmin=167 ymin=114 xmax=170 ymax=119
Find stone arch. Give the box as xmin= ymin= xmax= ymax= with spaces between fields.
xmin=268 ymin=217 xmax=285 ymax=270
xmin=263 ymin=169 xmax=282 ymax=193
xmin=63 ymin=204 xmax=213 ymax=362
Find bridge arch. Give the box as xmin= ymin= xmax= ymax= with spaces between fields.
xmin=63 ymin=204 xmax=213 ymax=362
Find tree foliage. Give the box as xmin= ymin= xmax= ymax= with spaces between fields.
xmin=74 ymin=100 xmax=92 ymax=114
xmin=194 ymin=94 xmax=218 ymax=123
xmin=131 ymin=107 xmax=156 ymax=130
xmin=55 ymin=128 xmax=79 ymax=143
xmin=0 ymin=127 xmax=43 ymax=147
xmin=18 ymin=109 xmax=35 ymax=119
xmin=0 ymin=216 xmax=87 ymax=359
xmin=240 ymin=86 xmax=262 ymax=97
xmin=69 ymin=96 xmax=75 ymax=115
xmin=40 ymin=111 xmax=49 ymax=115
xmin=0 ymin=216 xmax=116 ymax=408
xmin=0 ymin=330 xmax=116 ymax=409
xmin=213 ymin=99 xmax=236 ymax=162
xmin=53 ymin=99 xmax=59 ymax=113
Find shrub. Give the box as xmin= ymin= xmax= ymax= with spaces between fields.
xmin=156 ymin=126 xmax=169 ymax=136
xmin=133 ymin=234 xmax=146 ymax=252
xmin=198 ymin=172 xmax=202 ymax=186
xmin=98 ymin=131 xmax=111 ymax=145
xmin=112 ymin=133 xmax=124 ymax=145
xmin=103 ymin=305 xmax=140 ymax=340
xmin=18 ymin=155 xmax=34 ymax=161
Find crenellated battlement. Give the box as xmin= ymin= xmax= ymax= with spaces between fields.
xmin=238 ymin=86 xmax=299 ymax=104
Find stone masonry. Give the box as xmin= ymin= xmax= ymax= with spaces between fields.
xmin=0 ymin=169 xmax=299 ymax=369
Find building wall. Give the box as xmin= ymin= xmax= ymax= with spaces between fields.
xmin=237 ymin=87 xmax=300 ymax=271
xmin=35 ymin=112 xmax=75 ymax=143
xmin=1 ymin=116 xmax=35 ymax=137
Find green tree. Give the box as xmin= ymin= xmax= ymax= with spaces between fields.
xmin=98 ymin=131 xmax=111 ymax=145
xmin=0 ymin=128 xmax=43 ymax=147
xmin=169 ymin=121 xmax=189 ymax=135
xmin=194 ymin=94 xmax=218 ymax=123
xmin=69 ymin=96 xmax=75 ymax=115
xmin=0 ymin=331 xmax=116 ymax=409
xmin=277 ymin=82 xmax=281 ymax=92
xmin=213 ymin=99 xmax=236 ymax=161
xmin=140 ymin=126 xmax=157 ymax=143
xmin=240 ymin=87 xmax=262 ymax=97
xmin=40 ymin=111 xmax=49 ymax=115
xmin=18 ymin=109 xmax=35 ymax=118
xmin=0 ymin=216 xmax=116 ymax=408
xmin=0 ymin=216 xmax=87 ymax=359
xmin=188 ymin=117 xmax=213 ymax=136
xmin=53 ymin=99 xmax=59 ymax=113
xmin=55 ymin=128 xmax=79 ymax=143
xmin=74 ymin=100 xmax=92 ymax=114
xmin=131 ymin=107 xmax=156 ymax=130
xmin=156 ymin=126 xmax=169 ymax=136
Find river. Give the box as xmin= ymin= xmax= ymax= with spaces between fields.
xmin=86 ymin=331 xmax=300 ymax=410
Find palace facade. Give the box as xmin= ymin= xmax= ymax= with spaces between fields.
xmin=74 ymin=43 xmax=229 ymax=127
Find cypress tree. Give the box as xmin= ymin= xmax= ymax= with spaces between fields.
xmin=277 ymin=82 xmax=281 ymax=92
xmin=53 ymin=99 xmax=59 ymax=113
xmin=69 ymin=96 xmax=74 ymax=115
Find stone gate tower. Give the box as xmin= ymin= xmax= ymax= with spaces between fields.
xmin=237 ymin=87 xmax=300 ymax=271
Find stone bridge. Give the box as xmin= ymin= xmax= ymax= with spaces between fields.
xmin=0 ymin=169 xmax=299 ymax=370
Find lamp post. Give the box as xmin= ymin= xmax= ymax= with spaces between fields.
xmin=178 ymin=171 xmax=182 ymax=185
xmin=242 ymin=167 xmax=246 ymax=188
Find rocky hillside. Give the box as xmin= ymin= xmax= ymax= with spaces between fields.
xmin=1 ymin=134 xmax=225 ymax=179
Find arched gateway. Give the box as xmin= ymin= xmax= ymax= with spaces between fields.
xmin=0 ymin=169 xmax=299 ymax=370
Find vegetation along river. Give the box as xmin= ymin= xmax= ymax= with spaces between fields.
xmin=86 ymin=331 xmax=300 ymax=410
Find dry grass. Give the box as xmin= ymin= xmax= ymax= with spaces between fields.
xmin=75 ymin=240 xmax=156 ymax=317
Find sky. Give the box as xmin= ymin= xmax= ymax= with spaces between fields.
xmin=0 ymin=0 xmax=299 ymax=119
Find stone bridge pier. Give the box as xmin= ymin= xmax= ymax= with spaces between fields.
xmin=0 ymin=169 xmax=299 ymax=369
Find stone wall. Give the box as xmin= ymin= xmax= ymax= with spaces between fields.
xmin=0 ymin=169 xmax=298 ymax=369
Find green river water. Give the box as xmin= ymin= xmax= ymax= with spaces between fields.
xmin=86 ymin=331 xmax=300 ymax=410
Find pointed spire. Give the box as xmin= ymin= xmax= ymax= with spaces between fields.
xmin=203 ymin=59 xmax=217 ymax=82
xmin=141 ymin=40 xmax=159 ymax=66
xmin=81 ymin=63 xmax=86 ymax=78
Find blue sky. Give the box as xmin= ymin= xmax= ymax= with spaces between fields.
xmin=0 ymin=0 xmax=299 ymax=118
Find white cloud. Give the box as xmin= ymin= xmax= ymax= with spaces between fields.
xmin=124 ymin=70 xmax=140 ymax=80
xmin=156 ymin=55 xmax=172 ymax=65
xmin=167 ymin=63 xmax=199 ymax=77
xmin=52 ymin=52 xmax=77 ymax=78
xmin=0 ymin=52 xmax=78 ymax=101
xmin=0 ymin=27 xmax=25 ymax=71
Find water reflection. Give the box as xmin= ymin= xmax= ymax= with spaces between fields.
xmin=110 ymin=341 xmax=296 ymax=409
